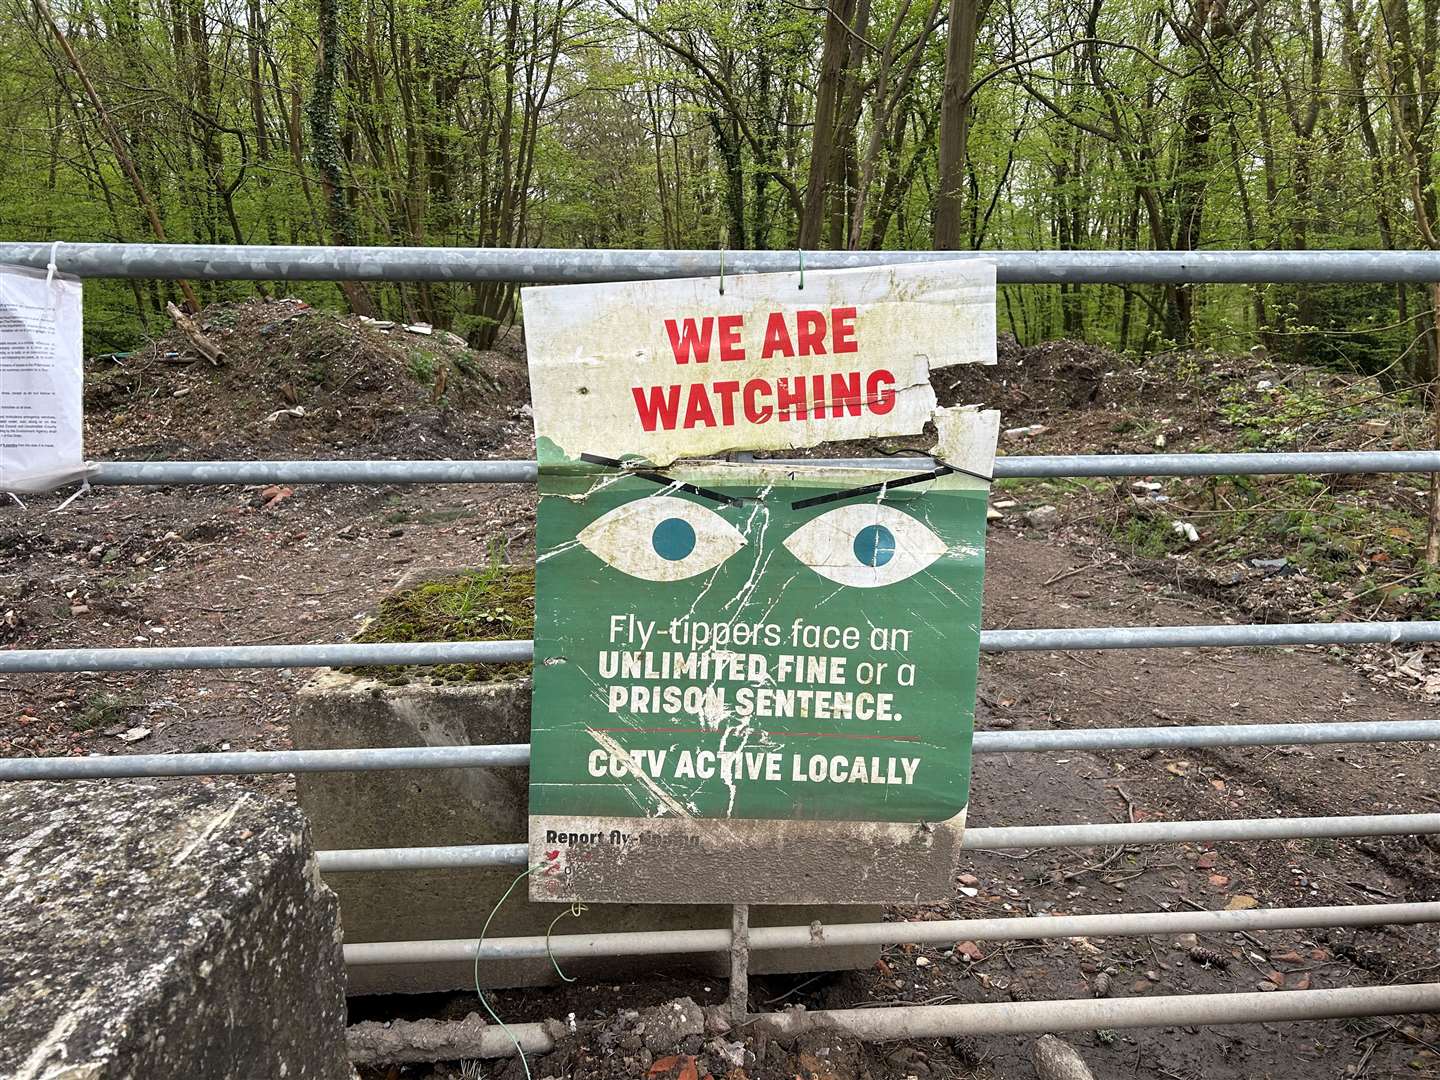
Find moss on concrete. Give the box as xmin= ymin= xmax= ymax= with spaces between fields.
xmin=347 ymin=563 xmax=534 ymax=685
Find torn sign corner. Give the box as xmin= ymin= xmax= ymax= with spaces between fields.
xmin=929 ymin=405 xmax=1001 ymax=479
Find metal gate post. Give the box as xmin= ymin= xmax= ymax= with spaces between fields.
xmin=729 ymin=904 xmax=750 ymax=1023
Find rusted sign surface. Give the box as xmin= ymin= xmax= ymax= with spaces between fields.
xmin=522 ymin=266 xmax=997 ymax=905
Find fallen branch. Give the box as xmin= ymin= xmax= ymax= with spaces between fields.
xmin=165 ymin=302 xmax=226 ymax=366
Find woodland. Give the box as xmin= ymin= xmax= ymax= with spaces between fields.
xmin=3 ymin=0 xmax=1440 ymax=377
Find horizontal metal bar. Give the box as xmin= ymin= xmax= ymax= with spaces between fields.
xmin=5 ymin=719 xmax=1434 ymax=781
xmin=967 ymin=813 xmax=1440 ymax=848
xmin=343 ymin=901 xmax=1440 ymax=965
xmin=83 ymin=450 xmax=1440 ymax=489
xmin=0 ymin=640 xmax=532 ymax=673
xmin=973 ymin=718 xmax=1440 ymax=752
xmin=346 ymin=983 xmax=1440 ymax=1061
xmin=759 ymin=984 xmax=1440 ymax=1042
xmin=992 ymin=449 xmax=1440 ymax=477
xmin=315 ymin=813 xmax=1440 ymax=874
xmin=0 ymin=744 xmax=531 ymax=780
xmin=980 ymin=621 xmax=1440 ymax=652
xmin=90 ymin=459 xmax=538 ymax=486
xmin=321 ymin=843 xmax=528 ymax=872
xmin=3 ymin=619 xmax=1438 ymax=674
xmin=9 ymin=244 xmax=1440 ymax=284
xmin=319 ymin=843 xmax=525 ymax=872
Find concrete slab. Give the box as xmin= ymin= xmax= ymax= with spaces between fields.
xmin=0 ymin=778 xmax=350 ymax=1080
xmin=294 ymin=671 xmax=882 ymax=995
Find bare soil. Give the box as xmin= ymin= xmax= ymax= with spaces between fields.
xmin=2 ymin=312 xmax=1438 ymax=1079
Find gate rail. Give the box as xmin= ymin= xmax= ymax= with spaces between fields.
xmin=3 ymin=244 xmax=1440 ymax=1056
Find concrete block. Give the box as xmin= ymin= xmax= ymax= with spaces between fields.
xmin=0 ymin=778 xmax=350 ymax=1080
xmin=294 ymin=671 xmax=882 ymax=995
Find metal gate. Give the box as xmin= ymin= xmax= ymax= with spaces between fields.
xmin=2 ymin=242 xmax=1440 ymax=1054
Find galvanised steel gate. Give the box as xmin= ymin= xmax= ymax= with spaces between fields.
xmin=3 ymin=242 xmax=1440 ymax=1055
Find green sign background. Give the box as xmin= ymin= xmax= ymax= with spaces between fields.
xmin=530 ymin=456 xmax=987 ymax=825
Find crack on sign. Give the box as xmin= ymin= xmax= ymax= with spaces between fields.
xmin=553 ymin=471 xmax=629 ymax=502
xmin=586 ymin=728 xmax=692 ymax=819
xmin=536 ymin=537 xmax=584 ymax=564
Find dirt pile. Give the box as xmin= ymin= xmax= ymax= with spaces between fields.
xmin=84 ymin=299 xmax=531 ymax=460
xmin=940 ymin=335 xmax=1119 ymax=421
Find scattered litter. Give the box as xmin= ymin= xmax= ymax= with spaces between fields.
xmin=116 ymin=726 xmax=151 ymax=743
xmin=1002 ymin=424 xmax=1047 ymax=440
xmin=1171 ymin=520 xmax=1199 ymax=543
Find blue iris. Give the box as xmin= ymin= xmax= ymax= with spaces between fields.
xmin=853 ymin=524 xmax=896 ymax=567
xmin=652 ymin=517 xmax=697 ymax=561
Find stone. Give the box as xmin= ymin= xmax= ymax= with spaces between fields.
xmin=640 ymin=998 xmax=705 ymax=1053
xmin=1033 ymin=1035 xmax=1096 ymax=1080
xmin=0 ymin=779 xmax=348 ymax=1080
xmin=296 ymin=564 xmax=884 ymax=994
xmin=1024 ymin=505 xmax=1060 ymax=531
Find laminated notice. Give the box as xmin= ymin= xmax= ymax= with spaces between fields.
xmin=0 ymin=264 xmax=85 ymax=491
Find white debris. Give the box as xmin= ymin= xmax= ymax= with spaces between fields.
xmin=1171 ymin=520 xmax=1199 ymax=543
xmin=1002 ymin=424 xmax=1048 ymax=441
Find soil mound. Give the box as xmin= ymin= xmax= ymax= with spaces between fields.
xmin=84 ymin=299 xmax=531 ymax=460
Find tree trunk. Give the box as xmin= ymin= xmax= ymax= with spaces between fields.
xmin=799 ymin=0 xmax=856 ymax=249
xmin=33 ymin=0 xmax=202 ymax=312
xmin=309 ymin=0 xmax=375 ymax=315
xmin=934 ymin=0 xmax=979 ymax=249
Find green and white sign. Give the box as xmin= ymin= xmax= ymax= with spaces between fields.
xmin=522 ymin=264 xmax=997 ymax=905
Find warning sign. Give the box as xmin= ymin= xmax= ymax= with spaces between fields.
xmin=522 ymin=264 xmax=997 ymax=905
xmin=523 ymin=260 xmax=995 ymax=467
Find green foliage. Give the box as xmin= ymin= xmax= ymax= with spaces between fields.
xmin=3 ymin=0 xmax=1439 ymax=374
xmin=1112 ymin=513 xmax=1186 ymax=558
xmin=1218 ymin=382 xmax=1365 ymax=449
xmin=407 ymin=349 xmax=438 ymax=385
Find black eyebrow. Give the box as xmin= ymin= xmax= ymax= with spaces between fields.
xmin=790 ymin=461 xmax=993 ymax=510
xmin=579 ymin=453 xmax=744 ymax=507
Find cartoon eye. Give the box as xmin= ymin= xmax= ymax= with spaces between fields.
xmin=783 ymin=504 xmax=946 ymax=588
xmin=577 ymin=495 xmax=746 ymax=581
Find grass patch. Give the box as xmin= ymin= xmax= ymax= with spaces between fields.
xmin=1112 ymin=513 xmax=1186 ymax=558
xmin=348 ymin=560 xmax=535 ymax=686
xmin=72 ymin=691 xmax=138 ymax=732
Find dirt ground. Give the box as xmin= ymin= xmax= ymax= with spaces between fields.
xmin=3 ymin=309 xmax=1439 ymax=1079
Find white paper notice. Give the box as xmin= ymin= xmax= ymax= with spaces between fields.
xmin=0 ymin=264 xmax=85 ymax=492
